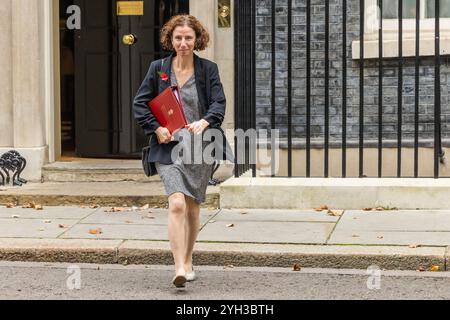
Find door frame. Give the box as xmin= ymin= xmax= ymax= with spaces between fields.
xmin=45 ymin=0 xmax=62 ymax=162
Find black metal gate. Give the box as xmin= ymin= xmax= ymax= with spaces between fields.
xmin=234 ymin=0 xmax=445 ymax=178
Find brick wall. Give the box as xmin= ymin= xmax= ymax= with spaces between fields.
xmin=255 ymin=0 xmax=450 ymax=146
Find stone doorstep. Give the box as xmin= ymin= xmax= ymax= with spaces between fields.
xmin=0 ymin=181 xmax=221 ymax=208
xmin=42 ymin=167 xmax=161 ymax=183
xmin=0 ymin=194 xmax=220 ymax=209
xmin=42 ymin=161 xmax=234 ymax=183
xmin=0 ymin=239 xmax=447 ymax=271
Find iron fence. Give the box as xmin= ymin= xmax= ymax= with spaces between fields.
xmin=234 ymin=0 xmax=445 ymax=178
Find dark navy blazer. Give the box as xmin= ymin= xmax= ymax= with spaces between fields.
xmin=133 ymin=53 xmax=234 ymax=165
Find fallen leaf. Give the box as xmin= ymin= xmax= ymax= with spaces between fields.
xmin=416 ymin=266 xmax=425 ymax=272
xmin=11 ymin=215 xmax=20 ymax=219
xmin=375 ymin=206 xmax=384 ymax=211
xmin=431 ymin=265 xmax=440 ymax=272
xmin=363 ymin=208 xmax=373 ymax=211
xmin=226 ymin=223 xmax=235 ymax=228
xmin=377 ymin=236 xmax=384 ymax=239
xmin=352 ymin=234 xmax=360 ymax=238
xmin=22 ymin=203 xmax=33 ymax=209
xmin=124 ymin=220 xmax=133 ymax=224
xmin=43 ymin=220 xmax=52 ymax=224
xmin=89 ymin=204 xmax=99 ymax=209
xmin=240 ymin=211 xmax=249 ymax=215
xmin=105 ymin=207 xmax=127 ymax=213
xmin=409 ymin=244 xmax=421 ymax=248
xmin=58 ymin=224 xmax=67 ymax=229
xmin=314 ymin=205 xmax=329 ymax=212
xmin=6 ymin=203 xmax=15 ymax=208
xmin=89 ymin=228 xmax=103 ymax=235
xmin=327 ymin=210 xmax=342 ymax=217
xmin=382 ymin=206 xmax=399 ymax=211
xmin=208 ymin=220 xmax=216 ymax=224
xmin=34 ymin=204 xmax=43 ymax=210
xmin=293 ymin=264 xmax=302 ymax=271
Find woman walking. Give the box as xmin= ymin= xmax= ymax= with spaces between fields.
xmin=133 ymin=15 xmax=233 ymax=288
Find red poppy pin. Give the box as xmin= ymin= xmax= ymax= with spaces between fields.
xmin=158 ymin=72 xmax=169 ymax=82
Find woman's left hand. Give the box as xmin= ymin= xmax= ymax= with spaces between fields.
xmin=185 ymin=119 xmax=210 ymax=135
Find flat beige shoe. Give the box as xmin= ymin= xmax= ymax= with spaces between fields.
xmin=186 ymin=269 xmax=197 ymax=282
xmin=172 ymin=274 xmax=187 ymax=288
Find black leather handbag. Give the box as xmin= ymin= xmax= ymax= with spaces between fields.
xmin=142 ymin=144 xmax=157 ymax=177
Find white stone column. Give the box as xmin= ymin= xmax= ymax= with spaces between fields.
xmin=215 ymin=0 xmax=234 ymax=133
xmin=0 ymin=0 xmax=13 ymax=147
xmin=12 ymin=0 xmax=45 ymax=147
xmin=7 ymin=0 xmax=48 ymax=181
xmin=42 ymin=0 xmax=60 ymax=163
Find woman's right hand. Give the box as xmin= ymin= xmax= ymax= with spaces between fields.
xmin=155 ymin=127 xmax=173 ymax=144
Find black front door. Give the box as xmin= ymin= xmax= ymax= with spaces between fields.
xmin=74 ymin=0 xmax=189 ymax=158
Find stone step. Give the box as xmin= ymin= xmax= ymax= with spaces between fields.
xmin=42 ymin=159 xmax=160 ymax=183
xmin=0 ymin=182 xmax=220 ymax=208
xmin=220 ymin=175 xmax=450 ymax=210
xmin=42 ymin=159 xmax=234 ymax=183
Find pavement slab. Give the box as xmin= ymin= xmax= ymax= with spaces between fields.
xmin=59 ymin=224 xmax=169 ymax=241
xmin=198 ymin=221 xmax=336 ymax=244
xmin=328 ymin=210 xmax=450 ymax=246
xmin=334 ymin=210 xmax=450 ymax=231
xmin=214 ymin=209 xmax=341 ymax=222
xmin=328 ymin=231 xmax=450 ymax=246
xmin=79 ymin=208 xmax=219 ymax=226
xmin=0 ymin=218 xmax=79 ymax=238
xmin=0 ymin=206 xmax=98 ymax=220
xmin=0 ymin=206 xmax=448 ymax=270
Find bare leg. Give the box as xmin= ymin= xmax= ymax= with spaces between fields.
xmin=168 ymin=193 xmax=187 ymax=276
xmin=184 ymin=196 xmax=201 ymax=272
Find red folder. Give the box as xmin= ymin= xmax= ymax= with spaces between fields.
xmin=147 ymin=86 xmax=188 ymax=134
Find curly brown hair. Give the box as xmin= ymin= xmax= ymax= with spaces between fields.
xmin=160 ymin=15 xmax=210 ymax=52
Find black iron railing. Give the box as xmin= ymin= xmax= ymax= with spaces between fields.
xmin=0 ymin=151 xmax=27 ymax=186
xmin=234 ymin=0 xmax=445 ymax=178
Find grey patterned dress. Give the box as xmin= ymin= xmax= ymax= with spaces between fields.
xmin=154 ymin=69 xmax=215 ymax=204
